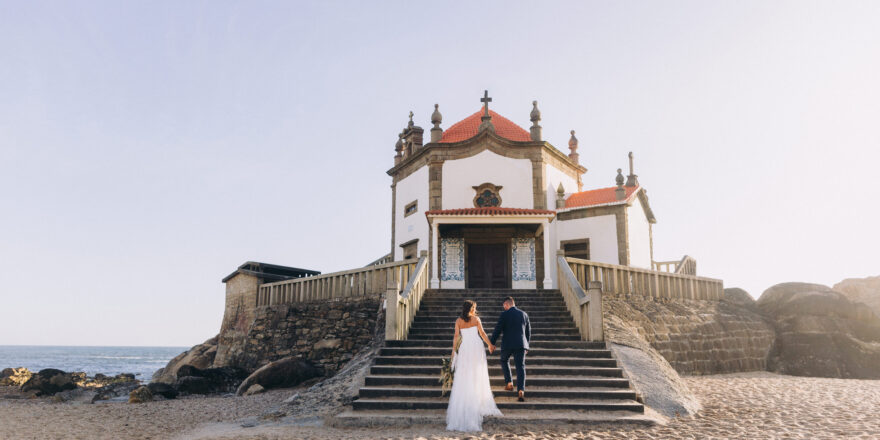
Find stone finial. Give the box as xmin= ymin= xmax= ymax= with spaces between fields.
xmin=555 ymin=182 xmax=566 ymax=209
xmin=625 ymin=151 xmax=639 ymax=187
xmin=615 ymin=168 xmax=626 ymax=200
xmin=530 ymin=101 xmax=542 ymax=141
xmin=568 ymin=130 xmax=580 ymax=163
xmin=394 ymin=132 xmax=404 ymax=164
xmin=430 ymin=104 xmax=443 ymax=143
xmin=478 ymin=90 xmax=495 ymax=133
xmin=407 ymin=111 xmax=414 ymax=128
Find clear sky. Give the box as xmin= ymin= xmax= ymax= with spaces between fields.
xmin=1 ymin=1 xmax=878 ymax=346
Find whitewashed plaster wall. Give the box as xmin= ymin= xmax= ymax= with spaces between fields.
xmin=393 ymin=165 xmax=429 ymax=261
xmin=441 ymin=150 xmax=533 ymax=209
xmin=555 ymin=214 xmax=619 ymax=265
xmin=627 ymin=195 xmax=652 ymax=269
xmin=543 ymin=164 xmax=579 ymax=289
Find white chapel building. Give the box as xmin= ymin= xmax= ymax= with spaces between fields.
xmin=389 ymin=92 xmax=656 ymax=291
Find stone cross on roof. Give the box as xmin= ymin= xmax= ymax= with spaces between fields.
xmin=478 ymin=90 xmax=495 ymax=133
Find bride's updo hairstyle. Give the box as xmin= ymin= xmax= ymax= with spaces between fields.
xmin=460 ymin=300 xmax=477 ymax=322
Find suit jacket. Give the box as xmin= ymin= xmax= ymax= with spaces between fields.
xmin=490 ymin=306 xmax=531 ymax=351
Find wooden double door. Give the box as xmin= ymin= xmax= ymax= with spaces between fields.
xmin=467 ymin=243 xmax=510 ymax=289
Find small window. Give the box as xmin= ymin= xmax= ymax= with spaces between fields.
xmin=404 ymin=200 xmax=418 ymax=217
xmin=562 ymin=239 xmax=590 ymax=260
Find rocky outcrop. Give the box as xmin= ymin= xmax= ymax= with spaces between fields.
xmin=604 ymin=309 xmax=701 ymax=417
xmin=757 ymin=282 xmax=880 ymax=379
xmin=604 ymin=295 xmax=775 ymax=375
xmin=0 ymin=367 xmax=32 ymax=386
xmin=174 ymin=365 xmax=248 ymax=395
xmin=235 ymin=357 xmax=318 ymax=395
xmin=20 ymin=369 xmax=80 ymax=396
xmin=833 ymin=275 xmax=880 ymax=317
xmin=219 ymin=297 xmax=382 ymax=376
xmin=152 ymin=335 xmax=218 ymax=384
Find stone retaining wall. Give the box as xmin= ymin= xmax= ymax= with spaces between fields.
xmin=216 ymin=296 xmax=383 ymax=376
xmin=604 ymin=295 xmax=775 ymax=375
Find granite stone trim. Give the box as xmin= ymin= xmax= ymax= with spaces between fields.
xmin=556 ymin=204 xmax=629 ymax=265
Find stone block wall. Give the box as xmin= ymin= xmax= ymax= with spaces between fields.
xmin=216 ymin=296 xmax=382 ymax=376
xmin=604 ymin=296 xmax=775 ymax=375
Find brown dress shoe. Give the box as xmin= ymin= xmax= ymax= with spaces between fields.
xmin=504 ymin=383 xmax=514 ymax=391
xmin=518 ymin=390 xmax=525 ymax=402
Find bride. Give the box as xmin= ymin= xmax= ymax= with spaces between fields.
xmin=446 ymin=300 xmax=502 ymax=431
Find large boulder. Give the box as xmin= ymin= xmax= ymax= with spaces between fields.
xmin=128 ymin=386 xmax=153 ymax=403
xmin=20 ymin=369 xmax=78 ymax=396
xmin=146 ymin=382 xmax=178 ymax=399
xmin=174 ymin=365 xmax=248 ymax=395
xmin=833 ymin=275 xmax=880 ymax=318
xmin=603 ymin=310 xmax=702 ymax=417
xmin=152 ymin=335 xmax=218 ymax=384
xmin=757 ymin=282 xmax=880 ymax=379
xmin=723 ymin=287 xmax=757 ymax=309
xmin=235 ymin=357 xmax=318 ymax=396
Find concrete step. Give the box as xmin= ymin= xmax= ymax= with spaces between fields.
xmin=408 ymin=326 xmax=579 ymax=334
xmin=405 ymin=332 xmax=581 ymax=341
xmin=364 ymin=375 xmax=633 ymax=388
xmin=413 ymin=316 xmax=573 ymax=323
xmin=385 ymin=339 xmax=607 ymax=350
xmin=369 ymin=365 xmax=624 ymax=377
xmin=352 ymin=396 xmax=644 ymax=412
xmin=358 ymin=386 xmax=637 ymax=400
xmin=380 ymin=347 xmax=612 ymax=358
xmin=332 ymin=408 xmax=657 ymax=428
xmin=374 ymin=356 xmax=618 ymax=367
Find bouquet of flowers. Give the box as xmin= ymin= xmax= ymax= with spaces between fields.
xmin=439 ymin=356 xmax=454 ymax=396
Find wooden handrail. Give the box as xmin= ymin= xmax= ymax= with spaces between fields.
xmin=557 ymin=253 xmax=604 ymax=341
xmin=256 ymin=258 xmax=418 ymax=306
xmin=386 ymin=252 xmax=430 ymax=341
xmin=567 ymin=257 xmax=722 ymax=300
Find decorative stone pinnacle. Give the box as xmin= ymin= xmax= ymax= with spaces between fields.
xmin=625 ymin=151 xmax=639 ymax=187
xmin=530 ymin=101 xmax=541 ymax=125
xmin=568 ymin=130 xmax=579 ymax=163
xmin=430 ymin=104 xmax=443 ymax=143
xmin=478 ymin=90 xmax=495 ymax=133
xmin=557 ymin=182 xmax=565 ymax=195
xmin=407 ymin=111 xmax=414 ymax=128
xmin=431 ymin=104 xmax=442 ymax=126
xmin=615 ymin=168 xmax=626 ymax=200
xmin=556 ymin=182 xmax=566 ymax=209
xmin=394 ymin=132 xmax=404 ymax=155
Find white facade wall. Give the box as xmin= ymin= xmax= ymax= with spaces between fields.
xmin=441 ymin=150 xmax=533 ymax=209
xmin=555 ymin=215 xmax=619 ymax=265
xmin=393 ymin=165 xmax=429 ymax=261
xmin=544 ymin=164 xmax=579 ymax=288
xmin=627 ymin=196 xmax=652 ymax=269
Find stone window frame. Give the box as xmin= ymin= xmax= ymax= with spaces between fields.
xmin=399 ymin=238 xmax=419 ymax=260
xmin=472 ymin=182 xmax=503 ymax=208
xmin=561 ymin=238 xmax=590 ymax=260
xmin=404 ymin=200 xmax=418 ymax=217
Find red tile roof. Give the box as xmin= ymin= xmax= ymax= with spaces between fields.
xmin=439 ymin=110 xmax=532 ymax=143
xmin=425 ymin=207 xmax=556 ymax=216
xmin=565 ymin=186 xmax=640 ymax=209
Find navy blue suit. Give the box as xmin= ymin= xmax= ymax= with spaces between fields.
xmin=490 ymin=306 xmax=531 ymax=391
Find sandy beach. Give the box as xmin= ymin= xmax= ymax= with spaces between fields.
xmin=1 ymin=372 xmax=878 ymax=439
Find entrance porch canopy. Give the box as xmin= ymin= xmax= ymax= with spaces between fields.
xmin=425 ymin=207 xmax=556 ymax=289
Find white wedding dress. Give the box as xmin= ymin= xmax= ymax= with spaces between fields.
xmin=446 ymin=325 xmax=502 ymax=431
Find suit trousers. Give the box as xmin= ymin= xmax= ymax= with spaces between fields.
xmin=499 ymin=348 xmax=526 ymax=391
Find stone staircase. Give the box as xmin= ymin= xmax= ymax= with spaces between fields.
xmin=335 ymin=289 xmax=649 ymax=426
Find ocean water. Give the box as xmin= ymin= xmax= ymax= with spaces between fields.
xmin=0 ymin=346 xmax=188 ymax=382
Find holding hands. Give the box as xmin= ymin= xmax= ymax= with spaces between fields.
xmin=488 ymin=343 xmax=496 ymax=354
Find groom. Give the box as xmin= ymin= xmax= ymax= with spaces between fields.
xmin=489 ymin=296 xmax=531 ymax=402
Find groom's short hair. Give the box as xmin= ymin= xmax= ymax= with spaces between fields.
xmin=504 ymin=297 xmax=515 ymax=306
